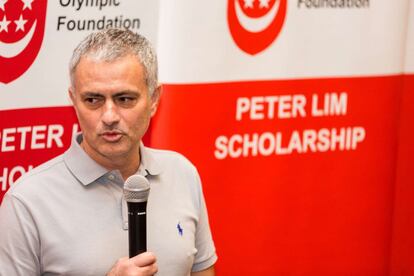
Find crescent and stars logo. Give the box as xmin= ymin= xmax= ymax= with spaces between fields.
xmin=0 ymin=0 xmax=47 ymax=84
xmin=228 ymin=0 xmax=287 ymax=55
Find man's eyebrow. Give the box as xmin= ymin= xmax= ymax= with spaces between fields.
xmin=82 ymin=92 xmax=104 ymax=97
xmin=113 ymin=90 xmax=140 ymax=97
xmin=80 ymin=91 xmax=139 ymax=97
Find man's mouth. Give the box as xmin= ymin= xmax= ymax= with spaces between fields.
xmin=100 ymin=131 xmax=123 ymax=142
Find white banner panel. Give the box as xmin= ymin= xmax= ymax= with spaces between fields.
xmin=158 ymin=0 xmax=409 ymax=83
xmin=404 ymin=1 xmax=414 ymax=73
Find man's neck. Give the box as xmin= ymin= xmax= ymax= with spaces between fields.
xmin=80 ymin=142 xmax=140 ymax=180
xmin=104 ymin=154 xmax=140 ymax=181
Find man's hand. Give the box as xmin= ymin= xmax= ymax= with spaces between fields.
xmin=106 ymin=252 xmax=158 ymax=276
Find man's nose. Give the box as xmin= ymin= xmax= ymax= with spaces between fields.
xmin=101 ymin=100 xmax=120 ymax=126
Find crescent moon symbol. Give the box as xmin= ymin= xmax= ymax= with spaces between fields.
xmin=0 ymin=20 xmax=37 ymax=58
xmin=235 ymin=0 xmax=280 ymax=33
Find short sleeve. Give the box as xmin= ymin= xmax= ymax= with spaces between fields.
xmin=0 ymin=193 xmax=41 ymax=275
xmin=191 ymin=172 xmax=218 ymax=272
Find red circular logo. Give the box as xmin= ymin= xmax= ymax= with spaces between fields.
xmin=0 ymin=0 xmax=47 ymax=84
xmin=228 ymin=0 xmax=287 ymax=55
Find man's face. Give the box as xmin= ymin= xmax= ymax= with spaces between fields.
xmin=69 ymin=54 xmax=159 ymax=164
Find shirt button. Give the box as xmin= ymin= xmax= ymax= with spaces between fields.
xmin=108 ymin=174 xmax=115 ymax=180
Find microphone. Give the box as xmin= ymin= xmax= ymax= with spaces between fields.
xmin=123 ymin=175 xmax=150 ymax=258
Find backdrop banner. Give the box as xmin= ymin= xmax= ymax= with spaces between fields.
xmin=1 ymin=0 xmax=413 ymax=275
xmin=152 ymin=0 xmax=413 ymax=275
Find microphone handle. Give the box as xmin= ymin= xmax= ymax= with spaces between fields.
xmin=127 ymin=201 xmax=147 ymax=257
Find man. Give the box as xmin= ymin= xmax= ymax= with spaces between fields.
xmin=0 ymin=29 xmax=217 ymax=275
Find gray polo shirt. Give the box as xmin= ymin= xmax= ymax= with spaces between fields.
xmin=0 ymin=134 xmax=217 ymax=275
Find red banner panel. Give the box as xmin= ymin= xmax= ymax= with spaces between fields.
xmin=150 ymin=75 xmax=402 ymax=275
xmin=0 ymin=106 xmax=78 ymax=202
xmin=390 ymin=74 xmax=414 ymax=275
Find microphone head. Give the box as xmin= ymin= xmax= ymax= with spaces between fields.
xmin=123 ymin=175 xmax=150 ymax=203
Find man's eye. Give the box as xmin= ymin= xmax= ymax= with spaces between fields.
xmin=119 ymin=97 xmax=131 ymax=102
xmin=84 ymin=97 xmax=101 ymax=105
xmin=116 ymin=96 xmax=136 ymax=105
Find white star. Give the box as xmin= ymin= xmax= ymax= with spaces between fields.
xmin=244 ymin=0 xmax=255 ymax=9
xmin=259 ymin=0 xmax=270 ymax=8
xmin=21 ymin=0 xmax=34 ymax=10
xmin=14 ymin=14 xmax=27 ymax=32
xmin=0 ymin=0 xmax=7 ymax=11
xmin=0 ymin=15 xmax=11 ymax=33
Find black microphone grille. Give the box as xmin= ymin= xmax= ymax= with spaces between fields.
xmin=123 ymin=175 xmax=150 ymax=203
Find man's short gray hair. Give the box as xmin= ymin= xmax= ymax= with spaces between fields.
xmin=69 ymin=28 xmax=158 ymax=95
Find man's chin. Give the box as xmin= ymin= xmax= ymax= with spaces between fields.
xmin=100 ymin=149 xmax=129 ymax=159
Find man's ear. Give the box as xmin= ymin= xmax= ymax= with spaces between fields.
xmin=68 ymin=87 xmax=75 ymax=104
xmin=68 ymin=87 xmax=80 ymax=117
xmin=150 ymin=84 xmax=161 ymax=117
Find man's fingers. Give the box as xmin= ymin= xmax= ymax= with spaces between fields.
xmin=107 ymin=254 xmax=158 ymax=276
xmin=131 ymin=252 xmax=157 ymax=267
xmin=140 ymin=263 xmax=158 ymax=275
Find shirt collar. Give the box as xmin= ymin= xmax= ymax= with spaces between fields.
xmin=64 ymin=133 xmax=162 ymax=186
xmin=139 ymin=143 xmax=162 ymax=177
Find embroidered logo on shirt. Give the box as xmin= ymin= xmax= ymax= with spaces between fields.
xmin=177 ymin=222 xmax=183 ymax=236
